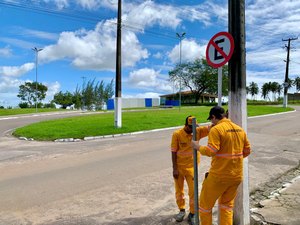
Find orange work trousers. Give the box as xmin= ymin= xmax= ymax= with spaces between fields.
xmin=174 ymin=166 xmax=195 ymax=214
xmin=199 ymin=173 xmax=241 ymax=225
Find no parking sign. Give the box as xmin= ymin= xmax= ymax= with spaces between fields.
xmin=206 ymin=32 xmax=234 ymax=68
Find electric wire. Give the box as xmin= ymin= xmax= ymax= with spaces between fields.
xmin=0 ymin=0 xmax=298 ymax=49
xmin=0 ymin=0 xmax=181 ymax=42
xmin=0 ymin=1 xmax=108 ymax=24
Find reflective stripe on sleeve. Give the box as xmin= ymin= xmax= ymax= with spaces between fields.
xmin=199 ymin=206 xmax=212 ymax=214
xmin=219 ymin=204 xmax=233 ymax=211
xmin=171 ymin=147 xmax=177 ymax=152
xmin=215 ymin=153 xmax=243 ymax=158
xmin=207 ymin=144 xmax=218 ymax=153
xmin=176 ymin=194 xmax=185 ymax=201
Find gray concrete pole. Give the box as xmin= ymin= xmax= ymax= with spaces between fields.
xmin=282 ymin=37 xmax=297 ymax=108
xmin=115 ymin=0 xmax=122 ymax=128
xmin=176 ymin=32 xmax=185 ymax=111
xmin=228 ymin=0 xmax=250 ymax=224
xmin=32 ymin=47 xmax=43 ymax=113
xmin=218 ymin=67 xmax=222 ymax=106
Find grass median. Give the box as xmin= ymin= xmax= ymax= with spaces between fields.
xmin=0 ymin=108 xmax=64 ymax=116
xmin=13 ymin=105 xmax=294 ymax=141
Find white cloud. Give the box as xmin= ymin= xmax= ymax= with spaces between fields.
xmin=19 ymin=28 xmax=59 ymax=41
xmin=0 ymin=76 xmax=24 ymax=106
xmin=0 ymin=63 xmax=35 ymax=77
xmin=44 ymin=81 xmax=61 ymax=103
xmin=122 ymin=92 xmax=162 ymax=99
xmin=124 ymin=1 xmax=181 ymax=30
xmin=153 ymin=52 xmax=162 ymax=59
xmin=244 ymin=0 xmax=300 ymax=87
xmin=0 ymin=37 xmax=35 ymax=50
xmin=0 ymin=46 xmax=12 ymax=57
xmin=247 ymin=48 xmax=286 ymax=69
xmin=39 ymin=20 xmax=148 ymax=70
xmin=135 ymin=92 xmax=162 ymax=98
xmin=123 ymin=1 xmax=215 ymax=31
xmin=198 ymin=1 xmax=228 ymax=26
xmin=75 ymin=0 xmax=118 ymax=10
xmin=0 ymin=78 xmax=61 ymax=107
xmin=0 ymin=77 xmax=23 ymax=93
xmin=42 ymin=0 xmax=69 ymax=10
xmin=128 ymin=68 xmax=172 ymax=92
xmin=168 ymin=39 xmax=206 ymax=64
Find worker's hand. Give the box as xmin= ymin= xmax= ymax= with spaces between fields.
xmin=191 ymin=140 xmax=200 ymax=151
xmin=173 ymin=168 xmax=179 ymax=179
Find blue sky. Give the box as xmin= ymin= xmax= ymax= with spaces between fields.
xmin=0 ymin=0 xmax=299 ymax=107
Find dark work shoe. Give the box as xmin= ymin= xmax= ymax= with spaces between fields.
xmin=175 ymin=209 xmax=186 ymax=222
xmin=187 ymin=213 xmax=196 ymax=225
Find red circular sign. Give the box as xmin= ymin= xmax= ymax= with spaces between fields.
xmin=206 ymin=32 xmax=234 ymax=68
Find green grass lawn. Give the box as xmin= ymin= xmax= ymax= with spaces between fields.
xmin=12 ymin=105 xmax=294 ymax=141
xmin=0 ymin=108 xmax=65 ymax=116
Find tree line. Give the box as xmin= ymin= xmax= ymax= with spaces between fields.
xmin=17 ymin=79 xmax=114 ymax=110
xmin=247 ymin=77 xmax=300 ymax=101
xmin=13 ymin=58 xmax=300 ymax=109
xmin=169 ymin=58 xmax=300 ymax=103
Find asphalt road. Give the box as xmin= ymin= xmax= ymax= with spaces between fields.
xmin=0 ymin=107 xmax=299 ymax=225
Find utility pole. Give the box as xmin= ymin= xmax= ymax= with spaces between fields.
xmin=32 ymin=47 xmax=43 ymax=113
xmin=115 ymin=0 xmax=122 ymax=128
xmin=282 ymin=37 xmax=298 ymax=108
xmin=228 ymin=1 xmax=249 ymax=225
xmin=176 ymin=32 xmax=186 ymax=111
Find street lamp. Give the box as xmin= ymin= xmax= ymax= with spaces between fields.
xmin=32 ymin=47 xmax=43 ymax=113
xmin=176 ymin=32 xmax=186 ymax=111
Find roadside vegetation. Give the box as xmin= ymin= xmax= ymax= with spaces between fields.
xmin=13 ymin=105 xmax=294 ymax=141
xmin=0 ymin=108 xmax=65 ymax=116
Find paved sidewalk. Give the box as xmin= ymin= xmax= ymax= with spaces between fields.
xmin=251 ymin=175 xmax=300 ymax=225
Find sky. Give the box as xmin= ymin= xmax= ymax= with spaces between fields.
xmin=0 ymin=0 xmax=299 ymax=107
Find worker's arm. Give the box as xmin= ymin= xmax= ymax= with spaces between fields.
xmin=191 ymin=141 xmax=218 ymax=157
xmin=172 ymin=152 xmax=179 ymax=179
xmin=196 ymin=124 xmax=213 ymax=140
xmin=243 ymin=133 xmax=251 ymax=158
xmin=192 ymin=127 xmax=219 ymax=157
xmin=171 ymin=132 xmax=179 ymax=179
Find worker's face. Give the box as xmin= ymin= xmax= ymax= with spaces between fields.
xmin=210 ymin=115 xmax=217 ymax=125
xmin=184 ymin=125 xmax=193 ymax=134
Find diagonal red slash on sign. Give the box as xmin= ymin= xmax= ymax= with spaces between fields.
xmin=212 ymin=40 xmax=228 ymax=60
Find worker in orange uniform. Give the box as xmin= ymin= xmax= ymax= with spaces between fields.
xmin=191 ymin=106 xmax=251 ymax=225
xmin=171 ymin=115 xmax=211 ymax=225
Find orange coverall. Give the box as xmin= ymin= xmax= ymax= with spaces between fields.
xmin=171 ymin=126 xmax=210 ymax=214
xmin=198 ymin=118 xmax=251 ymax=225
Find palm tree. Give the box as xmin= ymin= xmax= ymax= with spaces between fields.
xmin=261 ymin=83 xmax=271 ymax=101
xmin=276 ymin=83 xmax=283 ymax=100
xmin=293 ymin=76 xmax=300 ymax=92
xmin=247 ymin=82 xmax=259 ymax=100
xmin=286 ymin=78 xmax=293 ymax=90
xmin=270 ymin=82 xmax=280 ymax=101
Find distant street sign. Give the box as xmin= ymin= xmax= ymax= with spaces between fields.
xmin=206 ymin=32 xmax=234 ymax=68
xmin=283 ymin=82 xmax=289 ymax=88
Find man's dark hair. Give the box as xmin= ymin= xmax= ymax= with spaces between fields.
xmin=185 ymin=115 xmax=193 ymax=126
xmin=207 ymin=106 xmax=225 ymax=120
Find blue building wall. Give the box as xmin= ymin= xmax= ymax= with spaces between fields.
xmin=145 ymin=98 xmax=152 ymax=107
xmin=165 ymin=100 xmax=179 ymax=106
xmin=107 ymin=99 xmax=114 ymax=110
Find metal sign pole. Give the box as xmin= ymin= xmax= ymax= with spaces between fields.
xmin=192 ymin=118 xmax=199 ymax=225
xmin=218 ymin=67 xmax=222 ymax=106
